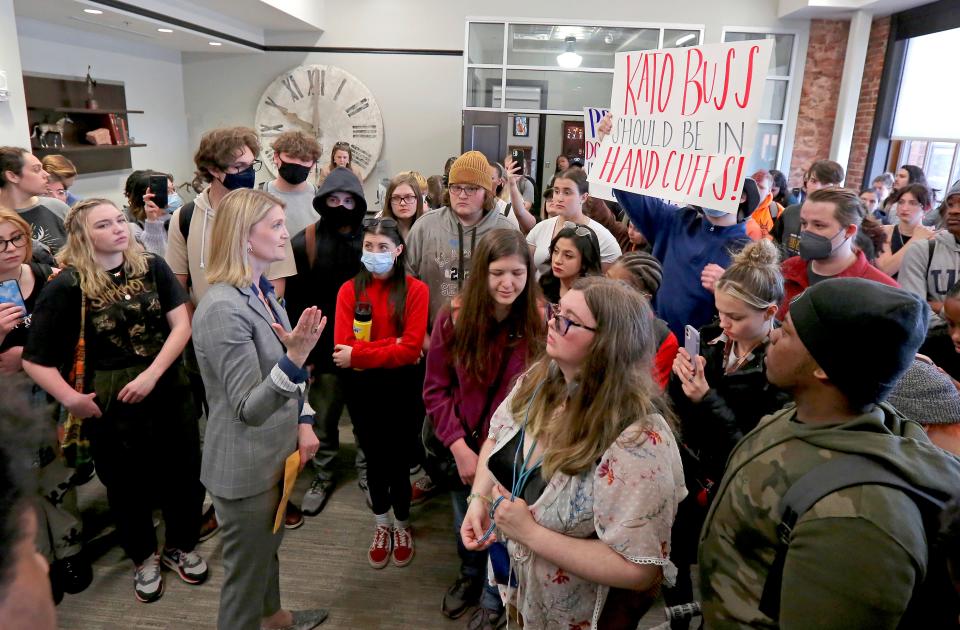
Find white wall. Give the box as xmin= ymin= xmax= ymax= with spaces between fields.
xmin=181 ymin=51 xmax=463 ymax=205
xmin=0 ymin=0 xmax=30 ymax=148
xmin=15 ymin=18 xmax=192 ymax=207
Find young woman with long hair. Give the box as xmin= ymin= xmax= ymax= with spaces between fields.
xmin=22 ymin=198 xmax=204 ymax=604
xmin=876 ymin=183 xmax=937 ymax=278
xmin=525 ymin=168 xmax=621 ymax=276
xmin=332 ymin=217 xmax=429 ymax=569
xmin=423 ymin=228 xmax=545 ymax=626
xmin=318 ymin=141 xmax=363 ymax=184
xmin=461 ymin=277 xmax=685 ymax=629
xmin=379 ymin=173 xmax=425 ymax=241
xmin=667 ymin=239 xmax=791 ymax=622
xmin=191 ymin=188 xmax=327 ymax=630
xmin=538 ymin=225 xmax=603 ymax=303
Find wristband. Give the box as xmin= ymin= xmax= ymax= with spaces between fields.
xmin=467 ymin=493 xmax=492 ymax=505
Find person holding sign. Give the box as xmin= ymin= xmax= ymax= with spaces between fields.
xmin=525 ymin=168 xmax=622 ymax=278
xmin=189 ymin=189 xmax=328 ymax=630
xmin=778 ymin=188 xmax=898 ymax=321
xmin=598 ymin=105 xmax=750 ymax=339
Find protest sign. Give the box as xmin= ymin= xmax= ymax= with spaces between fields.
xmin=583 ymin=107 xmax=616 ymax=202
xmin=588 ymin=39 xmax=773 ymax=213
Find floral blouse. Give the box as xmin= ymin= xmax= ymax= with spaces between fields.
xmin=486 ymin=381 xmax=687 ymax=629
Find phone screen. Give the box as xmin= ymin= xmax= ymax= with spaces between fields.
xmin=684 ymin=325 xmax=700 ymax=373
xmin=149 ymin=174 xmax=169 ymax=210
xmin=0 ymin=279 xmax=26 ymax=314
xmin=511 ymin=150 xmax=524 ymax=175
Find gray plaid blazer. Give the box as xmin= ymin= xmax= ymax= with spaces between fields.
xmin=193 ymin=282 xmax=301 ymax=500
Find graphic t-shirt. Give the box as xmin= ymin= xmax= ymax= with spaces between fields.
xmin=18 ymin=200 xmax=68 ymax=254
xmin=24 ymin=254 xmax=186 ymax=371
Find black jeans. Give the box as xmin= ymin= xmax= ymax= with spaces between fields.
xmin=89 ymin=363 xmax=203 ymax=565
xmin=341 ymin=366 xmax=421 ymax=521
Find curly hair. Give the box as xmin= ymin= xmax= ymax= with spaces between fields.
xmin=192 ymin=127 xmax=260 ymax=189
xmin=271 ymin=131 xmax=321 ymax=162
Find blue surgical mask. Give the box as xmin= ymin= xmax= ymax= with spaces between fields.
xmin=703 ymin=208 xmax=729 ymax=218
xmin=166 ymin=192 xmax=183 ymax=214
xmin=361 ymin=250 xmax=395 ymax=275
xmin=221 ymin=165 xmax=256 ymax=190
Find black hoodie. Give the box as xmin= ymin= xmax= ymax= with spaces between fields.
xmin=285 ymin=167 xmax=367 ymax=372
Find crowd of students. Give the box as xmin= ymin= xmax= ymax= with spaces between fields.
xmin=0 ymin=110 xmax=959 ymax=630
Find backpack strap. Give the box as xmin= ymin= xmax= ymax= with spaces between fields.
xmin=305 ymin=222 xmax=318 ymax=270
xmin=177 ymin=201 xmax=195 ymax=241
xmin=759 ymin=453 xmax=947 ymax=621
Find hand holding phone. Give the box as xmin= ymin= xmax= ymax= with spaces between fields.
xmin=148 ymin=174 xmax=169 ymax=210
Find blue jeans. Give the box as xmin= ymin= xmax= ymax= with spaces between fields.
xmin=451 ymin=489 xmax=503 ymax=612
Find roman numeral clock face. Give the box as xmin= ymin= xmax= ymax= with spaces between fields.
xmin=254 ymin=64 xmax=384 ymax=181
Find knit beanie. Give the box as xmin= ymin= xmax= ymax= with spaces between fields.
xmin=887 ymin=358 xmax=960 ymax=426
xmin=789 ymin=278 xmax=929 ymax=407
xmin=448 ymin=151 xmax=493 ymax=193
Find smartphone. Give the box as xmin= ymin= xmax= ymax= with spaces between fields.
xmin=149 ymin=174 xmax=168 ymax=210
xmin=684 ymin=325 xmax=701 ymax=374
xmin=0 ymin=279 xmax=26 ymax=317
xmin=510 ymin=149 xmax=524 ymax=175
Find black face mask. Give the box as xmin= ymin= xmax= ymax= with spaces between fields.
xmin=323 ymin=205 xmax=362 ymax=232
xmin=278 ymin=160 xmax=311 ymax=185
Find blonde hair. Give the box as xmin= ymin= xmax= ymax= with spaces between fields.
xmin=716 ymin=239 xmax=783 ymax=310
xmin=206 ymin=188 xmax=285 ymax=288
xmin=0 ymin=208 xmax=33 ymax=262
xmin=58 ymin=198 xmax=147 ymax=302
xmin=510 ymin=276 xmax=670 ymax=479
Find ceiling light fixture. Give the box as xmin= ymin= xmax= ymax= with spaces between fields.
xmin=209 ymin=42 xmax=222 ymax=46
xmin=83 ymin=8 xmax=103 ymax=14
xmin=675 ymin=33 xmax=696 ymax=46
xmin=557 ymin=36 xmax=582 ymax=69
xmin=158 ymin=28 xmax=173 ymax=33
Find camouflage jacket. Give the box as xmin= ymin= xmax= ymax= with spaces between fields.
xmin=698 ymin=402 xmax=960 ymax=629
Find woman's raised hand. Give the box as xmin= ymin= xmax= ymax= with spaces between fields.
xmin=272 ymin=306 xmax=326 ymax=367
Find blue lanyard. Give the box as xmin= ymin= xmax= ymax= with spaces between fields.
xmin=477 ymin=380 xmax=544 ymax=544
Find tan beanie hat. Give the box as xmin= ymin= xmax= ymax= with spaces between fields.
xmin=448 ymin=151 xmax=493 ymax=193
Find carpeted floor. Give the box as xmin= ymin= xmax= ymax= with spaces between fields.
xmin=55 ymin=429 xmax=674 ymax=629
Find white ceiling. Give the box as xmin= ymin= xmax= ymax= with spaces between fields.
xmin=778 ymin=0 xmax=935 ymax=19
xmin=12 ymin=0 xmax=325 ymax=53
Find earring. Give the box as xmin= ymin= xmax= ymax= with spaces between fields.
xmin=246 ymin=245 xmax=253 ymax=253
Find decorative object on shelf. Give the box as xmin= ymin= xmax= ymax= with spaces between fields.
xmin=514 ymin=115 xmax=529 ymax=137
xmin=31 ymin=116 xmax=73 ymax=149
xmin=85 ymin=128 xmax=112 ymax=145
xmin=85 ymin=66 xmax=97 ymax=110
xmin=254 ymin=63 xmax=384 ymax=181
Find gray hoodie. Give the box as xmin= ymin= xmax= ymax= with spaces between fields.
xmin=898 ymin=179 xmax=960 ymax=325
xmin=405 ymin=205 xmax=517 ymax=324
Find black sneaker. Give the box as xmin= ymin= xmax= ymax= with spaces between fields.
xmin=302 ymin=477 xmax=334 ymax=516
xmin=52 ymin=554 xmax=92 ymax=594
xmin=441 ymin=575 xmax=481 ymax=619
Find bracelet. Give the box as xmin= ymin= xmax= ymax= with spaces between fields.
xmin=467 ymin=493 xmax=492 ymax=505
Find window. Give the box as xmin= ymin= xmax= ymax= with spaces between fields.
xmin=892 ymin=27 xmax=960 ymax=142
xmin=894 ymin=140 xmax=960 ymax=202
xmin=722 ymin=29 xmax=798 ymax=174
xmin=464 ymin=20 xmax=703 ymax=115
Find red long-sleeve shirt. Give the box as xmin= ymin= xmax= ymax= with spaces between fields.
xmin=334 ymin=275 xmax=429 ymax=370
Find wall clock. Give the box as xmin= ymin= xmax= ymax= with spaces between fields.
xmin=254 ymin=64 xmax=384 ymax=181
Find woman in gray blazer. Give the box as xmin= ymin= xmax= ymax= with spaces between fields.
xmin=192 ymin=188 xmax=328 ymax=630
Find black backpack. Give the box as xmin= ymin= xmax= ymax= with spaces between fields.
xmin=760 ymin=453 xmax=959 ymax=628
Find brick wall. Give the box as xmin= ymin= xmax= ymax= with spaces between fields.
xmin=845 ymin=16 xmax=891 ymax=191
xmin=787 ymin=19 xmax=849 ymax=189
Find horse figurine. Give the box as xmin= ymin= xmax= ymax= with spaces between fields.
xmin=31 ymin=116 xmax=73 ymax=149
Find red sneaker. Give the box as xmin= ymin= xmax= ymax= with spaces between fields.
xmin=392 ymin=526 xmax=414 ymax=567
xmin=368 ymin=525 xmax=392 ymax=569
xmin=410 ymin=476 xmax=439 ymax=505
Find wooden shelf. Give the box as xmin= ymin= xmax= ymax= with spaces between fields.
xmin=27 ymin=107 xmax=144 ymax=114
xmin=33 ymin=144 xmax=147 ymax=154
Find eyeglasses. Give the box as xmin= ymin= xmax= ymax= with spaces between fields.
xmin=362 ymin=217 xmax=398 ymax=230
xmin=226 ymin=159 xmax=262 ymax=174
xmin=0 ymin=232 xmax=27 ymax=253
xmin=390 ymin=194 xmax=418 ymax=206
xmin=561 ymin=221 xmax=593 ymax=238
xmin=449 ymin=184 xmax=482 ymax=197
xmin=546 ymin=303 xmax=597 ymax=336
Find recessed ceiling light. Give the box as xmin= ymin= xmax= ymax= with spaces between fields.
xmin=83 ymin=8 xmax=103 ymax=14
xmin=209 ymin=42 xmax=222 ymax=46
xmin=157 ymin=28 xmax=173 ymax=33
